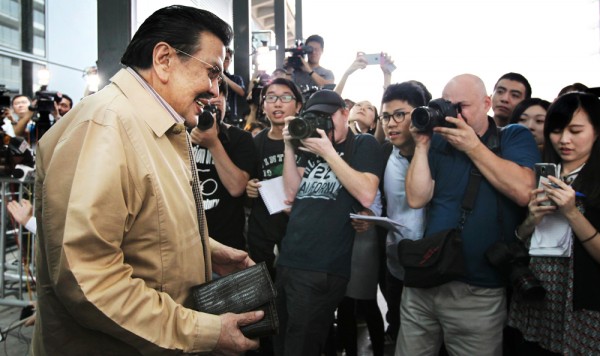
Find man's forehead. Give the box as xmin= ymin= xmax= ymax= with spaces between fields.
xmin=495 ymin=79 xmax=525 ymax=93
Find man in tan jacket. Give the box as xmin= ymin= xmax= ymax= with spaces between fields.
xmin=32 ymin=5 xmax=262 ymax=355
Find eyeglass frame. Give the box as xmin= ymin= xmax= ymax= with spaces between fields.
xmin=263 ymin=94 xmax=296 ymax=103
xmin=173 ymin=48 xmax=223 ymax=85
xmin=379 ymin=110 xmax=411 ymax=125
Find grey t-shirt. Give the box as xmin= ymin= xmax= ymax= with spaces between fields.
xmin=292 ymin=65 xmax=335 ymax=90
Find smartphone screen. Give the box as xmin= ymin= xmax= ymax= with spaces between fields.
xmin=534 ymin=163 xmax=558 ymax=206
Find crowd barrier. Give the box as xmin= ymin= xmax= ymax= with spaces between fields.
xmin=0 ymin=178 xmax=35 ymax=307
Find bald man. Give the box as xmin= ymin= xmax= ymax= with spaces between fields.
xmin=401 ymin=74 xmax=539 ymax=356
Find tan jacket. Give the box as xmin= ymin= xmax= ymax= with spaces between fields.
xmin=32 ymin=69 xmax=221 ymax=355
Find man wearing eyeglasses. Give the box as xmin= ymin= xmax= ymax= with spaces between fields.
xmin=376 ymin=82 xmax=431 ymax=347
xmin=32 ymin=6 xmax=262 ymax=355
xmin=274 ymin=89 xmax=383 ymax=355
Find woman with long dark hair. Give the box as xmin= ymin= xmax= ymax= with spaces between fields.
xmin=509 ymin=92 xmax=600 ymax=355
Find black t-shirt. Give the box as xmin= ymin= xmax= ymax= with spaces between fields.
xmin=277 ymin=134 xmax=384 ymax=278
xmin=192 ymin=125 xmax=256 ymax=250
xmin=247 ymin=129 xmax=289 ymax=244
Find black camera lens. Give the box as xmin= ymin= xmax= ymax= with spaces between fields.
xmin=411 ymin=106 xmax=441 ymax=132
xmin=197 ymin=106 xmax=216 ymax=131
xmin=288 ymin=117 xmax=313 ymax=139
xmin=411 ymin=98 xmax=459 ymax=132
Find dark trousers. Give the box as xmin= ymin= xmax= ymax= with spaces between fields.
xmin=337 ymin=297 xmax=385 ymax=356
xmin=384 ymin=271 xmax=404 ymax=338
xmin=273 ymin=266 xmax=347 ymax=356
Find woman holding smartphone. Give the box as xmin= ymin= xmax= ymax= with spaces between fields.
xmin=508 ymin=92 xmax=600 ymax=355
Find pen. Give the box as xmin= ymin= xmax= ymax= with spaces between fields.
xmin=548 ymin=183 xmax=585 ymax=198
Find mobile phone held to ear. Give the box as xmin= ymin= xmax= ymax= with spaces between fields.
xmin=534 ymin=163 xmax=558 ymax=206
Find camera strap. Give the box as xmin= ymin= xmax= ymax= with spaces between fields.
xmin=457 ymin=118 xmax=503 ymax=232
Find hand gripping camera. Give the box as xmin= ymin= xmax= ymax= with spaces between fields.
xmin=411 ymin=98 xmax=461 ymax=132
xmin=284 ymin=40 xmax=313 ymax=71
xmin=287 ymin=111 xmax=333 ymax=140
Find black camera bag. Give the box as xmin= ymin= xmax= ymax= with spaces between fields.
xmin=397 ymin=168 xmax=481 ymax=289
xmin=398 ymin=227 xmax=466 ymax=288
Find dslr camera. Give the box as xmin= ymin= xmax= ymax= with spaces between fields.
xmin=485 ymin=241 xmax=546 ymax=302
xmin=288 ymin=111 xmax=333 ymax=141
xmin=284 ymin=40 xmax=313 ymax=70
xmin=411 ymin=98 xmax=461 ymax=132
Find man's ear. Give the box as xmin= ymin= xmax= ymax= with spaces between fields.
xmin=153 ymin=42 xmax=172 ymax=83
xmin=484 ymin=95 xmax=492 ymax=112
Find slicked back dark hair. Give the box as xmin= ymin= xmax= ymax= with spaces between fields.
xmin=382 ymin=81 xmax=430 ymax=109
xmin=509 ymin=98 xmax=551 ymax=124
xmin=494 ymin=72 xmax=532 ymax=99
xmin=121 ymin=5 xmax=233 ymax=70
xmin=543 ymin=92 xmax=600 ymax=205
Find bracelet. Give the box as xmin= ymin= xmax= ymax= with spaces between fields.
xmin=581 ymin=230 xmax=599 ymax=244
xmin=309 ymin=70 xmax=315 ymax=76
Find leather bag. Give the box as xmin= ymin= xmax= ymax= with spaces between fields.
xmin=190 ymin=262 xmax=279 ymax=338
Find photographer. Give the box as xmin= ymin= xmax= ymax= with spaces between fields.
xmin=274 ymin=90 xmax=383 ymax=355
xmin=190 ymin=80 xmax=257 ymax=251
xmin=403 ymin=74 xmax=539 ymax=356
xmin=509 ymin=92 xmax=600 ymax=354
xmin=7 ymin=94 xmax=33 ymax=138
xmin=286 ymin=35 xmax=334 ymax=90
xmin=222 ymin=47 xmax=245 ymax=123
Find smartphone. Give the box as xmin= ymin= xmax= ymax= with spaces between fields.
xmin=534 ymin=163 xmax=558 ymax=206
xmin=362 ymin=53 xmax=381 ymax=65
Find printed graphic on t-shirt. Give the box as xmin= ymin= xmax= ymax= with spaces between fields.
xmin=296 ymin=158 xmax=342 ymax=200
xmin=261 ymin=153 xmax=284 ymax=178
xmin=192 ymin=146 xmax=220 ymax=211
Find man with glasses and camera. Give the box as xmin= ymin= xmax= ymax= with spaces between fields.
xmin=274 ymin=89 xmax=383 ymax=355
xmin=375 ymin=81 xmax=431 ymax=348
xmin=33 ymin=6 xmax=262 ymax=355
xmin=402 ymin=74 xmax=539 ymax=356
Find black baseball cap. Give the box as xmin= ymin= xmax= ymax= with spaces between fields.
xmin=304 ymin=89 xmax=346 ymax=114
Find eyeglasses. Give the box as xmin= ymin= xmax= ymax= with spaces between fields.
xmin=263 ymin=94 xmax=296 ymax=103
xmin=379 ymin=110 xmax=410 ymax=124
xmin=174 ymin=48 xmax=223 ymax=85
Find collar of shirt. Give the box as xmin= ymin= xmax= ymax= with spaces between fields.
xmin=126 ymin=67 xmax=186 ymax=129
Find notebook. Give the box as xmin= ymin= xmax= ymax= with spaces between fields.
xmin=258 ymin=176 xmax=292 ymax=215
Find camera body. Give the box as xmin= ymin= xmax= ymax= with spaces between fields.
xmin=411 ymin=98 xmax=461 ymax=132
xmin=0 ymin=85 xmax=11 ymax=110
xmin=284 ymin=40 xmax=313 ymax=70
xmin=288 ymin=111 xmax=333 ymax=141
xmin=485 ymin=241 xmax=546 ymax=302
xmin=30 ymin=90 xmax=61 ymax=115
xmin=197 ymin=105 xmax=218 ymax=131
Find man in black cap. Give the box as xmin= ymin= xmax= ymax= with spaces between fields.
xmin=273 ymin=90 xmax=384 ymax=355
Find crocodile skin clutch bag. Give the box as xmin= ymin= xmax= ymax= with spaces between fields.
xmin=190 ymin=262 xmax=278 ymax=338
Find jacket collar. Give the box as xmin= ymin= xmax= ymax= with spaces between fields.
xmin=110 ymin=68 xmax=182 ymax=137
